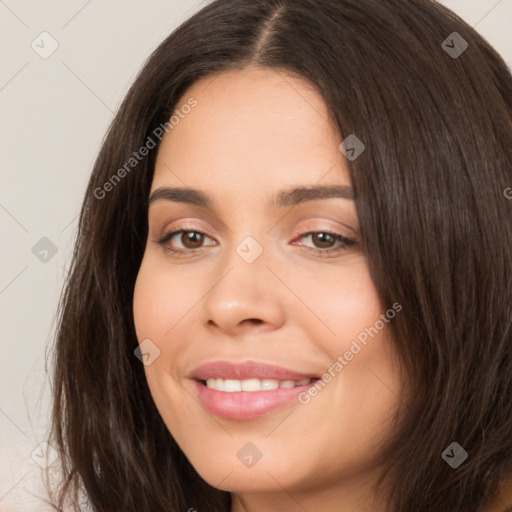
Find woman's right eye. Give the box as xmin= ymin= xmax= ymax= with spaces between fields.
xmin=153 ymin=229 xmax=217 ymax=255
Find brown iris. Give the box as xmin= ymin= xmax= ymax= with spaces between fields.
xmin=181 ymin=231 xmax=205 ymax=249
xmin=311 ymin=232 xmax=336 ymax=249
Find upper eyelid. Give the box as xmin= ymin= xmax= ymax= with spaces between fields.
xmin=154 ymin=217 xmax=357 ymax=236
xmin=149 ymin=207 xmax=358 ymax=233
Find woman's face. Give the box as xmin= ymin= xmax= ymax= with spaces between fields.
xmin=133 ymin=66 xmax=403 ymax=508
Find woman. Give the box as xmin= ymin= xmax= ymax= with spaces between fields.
xmin=45 ymin=0 xmax=512 ymax=510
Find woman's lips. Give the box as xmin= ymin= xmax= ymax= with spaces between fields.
xmin=189 ymin=360 xmax=319 ymax=381
xmin=192 ymin=379 xmax=316 ymax=420
xmin=189 ymin=361 xmax=319 ymax=420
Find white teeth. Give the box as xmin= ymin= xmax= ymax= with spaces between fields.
xmin=261 ymin=379 xmax=279 ymax=390
xmin=204 ymin=378 xmax=312 ymax=392
xmin=224 ymin=379 xmax=242 ymax=392
xmin=241 ymin=378 xmax=261 ymax=391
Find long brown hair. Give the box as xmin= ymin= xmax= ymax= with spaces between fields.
xmin=45 ymin=0 xmax=512 ymax=510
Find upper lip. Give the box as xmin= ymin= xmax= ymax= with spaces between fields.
xmin=189 ymin=361 xmax=320 ymax=381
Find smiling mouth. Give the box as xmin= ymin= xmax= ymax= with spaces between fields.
xmin=199 ymin=377 xmax=318 ymax=392
xmin=193 ymin=377 xmax=320 ymax=420
xmin=189 ymin=360 xmax=321 ymax=419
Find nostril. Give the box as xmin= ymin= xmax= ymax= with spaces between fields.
xmin=245 ymin=318 xmax=263 ymax=325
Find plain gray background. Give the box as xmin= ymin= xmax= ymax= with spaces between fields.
xmin=1 ymin=1 xmax=511 ymax=510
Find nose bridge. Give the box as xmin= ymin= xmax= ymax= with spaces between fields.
xmin=234 ymin=233 xmax=266 ymax=266
xmin=201 ymin=227 xmax=286 ymax=332
xmin=219 ymin=205 xmax=271 ymax=271
xmin=214 ymin=230 xmax=271 ymax=301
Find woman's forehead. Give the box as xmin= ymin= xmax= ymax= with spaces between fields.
xmin=152 ymin=67 xmax=349 ymax=192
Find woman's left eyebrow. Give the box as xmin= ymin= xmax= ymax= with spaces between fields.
xmin=272 ymin=184 xmax=355 ymax=206
xmin=148 ymin=184 xmax=355 ymax=209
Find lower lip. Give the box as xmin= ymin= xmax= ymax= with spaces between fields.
xmin=193 ymin=380 xmax=316 ymax=420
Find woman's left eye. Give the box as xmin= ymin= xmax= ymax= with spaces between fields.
xmin=293 ymin=231 xmax=357 ymax=255
xmin=153 ymin=229 xmax=356 ymax=257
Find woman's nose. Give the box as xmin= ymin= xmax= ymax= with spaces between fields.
xmin=200 ymin=236 xmax=287 ymax=337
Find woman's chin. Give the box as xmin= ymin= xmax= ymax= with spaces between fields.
xmin=195 ymin=464 xmax=298 ymax=494
xmin=181 ymin=447 xmax=301 ymax=492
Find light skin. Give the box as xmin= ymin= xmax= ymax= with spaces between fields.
xmin=133 ymin=66 xmax=404 ymax=512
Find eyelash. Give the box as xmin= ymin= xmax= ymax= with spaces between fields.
xmin=152 ymin=226 xmax=357 ymax=258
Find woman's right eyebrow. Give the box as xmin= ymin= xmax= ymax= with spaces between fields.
xmin=148 ymin=184 xmax=355 ymax=209
xmin=148 ymin=187 xmax=211 ymax=208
